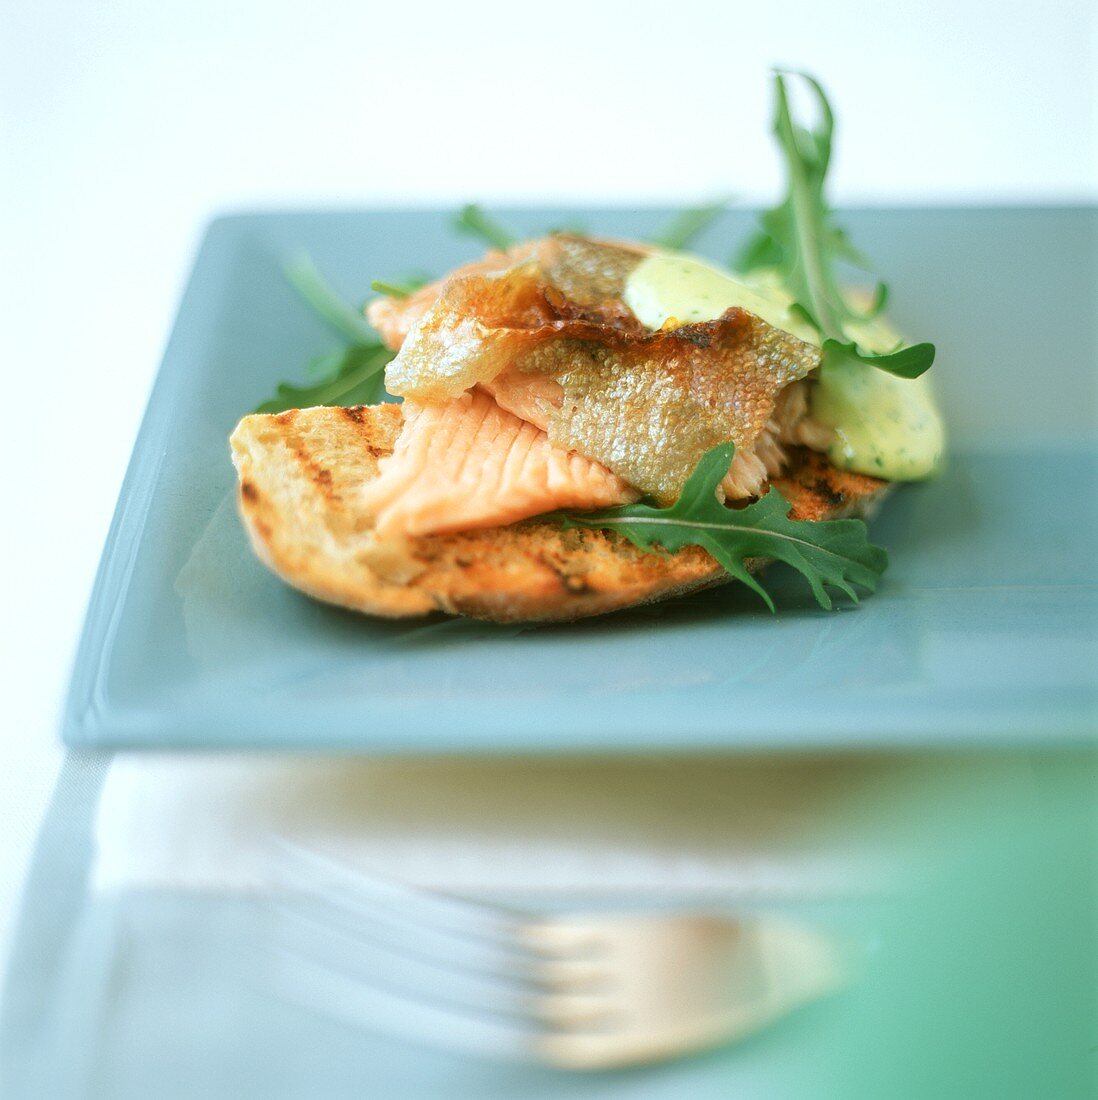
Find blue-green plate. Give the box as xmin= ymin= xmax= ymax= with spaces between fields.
xmin=61 ymin=208 xmax=1098 ymax=751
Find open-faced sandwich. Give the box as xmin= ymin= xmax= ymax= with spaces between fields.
xmin=231 ymin=73 xmax=944 ymax=623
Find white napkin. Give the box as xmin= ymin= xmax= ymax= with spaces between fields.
xmin=90 ymin=752 xmax=1020 ymax=900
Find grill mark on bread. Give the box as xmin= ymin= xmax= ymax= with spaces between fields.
xmin=339 ymin=405 xmax=388 ymax=457
xmin=289 ymin=441 xmax=336 ymax=501
xmin=775 ymin=449 xmax=885 ymax=522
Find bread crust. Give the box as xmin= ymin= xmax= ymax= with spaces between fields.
xmin=230 ymin=404 xmax=890 ymax=623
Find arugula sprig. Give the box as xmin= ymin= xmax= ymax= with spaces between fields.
xmin=652 ymin=197 xmax=731 ymax=251
xmin=454 ymin=203 xmax=516 ymax=250
xmin=453 ymin=205 xmax=594 ymax=249
xmin=555 ymin=442 xmax=887 ymax=611
xmin=369 ymin=275 xmax=430 ymax=300
xmin=284 ymin=255 xmax=378 ymax=344
xmin=255 ymin=345 xmax=394 ymax=414
xmin=255 ymin=256 xmax=394 ymax=413
xmin=738 ymin=71 xmax=934 ymax=380
xmin=456 ymin=199 xmax=730 ymax=254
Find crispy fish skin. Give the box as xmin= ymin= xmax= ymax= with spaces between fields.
xmin=386 ymin=259 xmax=820 ymax=503
xmin=366 ymin=235 xmax=646 ymax=352
xmin=535 ymin=234 xmax=649 ymax=307
xmin=382 ymin=251 xmax=651 ymax=403
xmin=520 ymin=313 xmax=818 ymax=504
xmin=485 ymin=371 xmax=811 ymax=502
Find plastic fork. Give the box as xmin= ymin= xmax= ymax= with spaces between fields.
xmin=262 ymin=841 xmax=849 ymax=1071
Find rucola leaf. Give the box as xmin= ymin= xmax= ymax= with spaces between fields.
xmin=255 ymin=259 xmax=395 ymax=413
xmin=370 ymin=275 xmax=430 ymax=299
xmin=822 ymin=338 xmax=935 ymax=380
xmin=738 ymin=71 xmax=934 ymax=380
xmin=284 ymin=255 xmax=377 ymax=345
xmin=652 ymin=197 xmax=732 ymax=251
xmin=555 ymin=443 xmax=888 ymax=611
xmin=453 ymin=204 xmax=516 ymax=250
xmin=255 ymin=344 xmax=394 ymax=414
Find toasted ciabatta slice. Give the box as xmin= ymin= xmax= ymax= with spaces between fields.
xmin=230 ymin=403 xmax=890 ymax=623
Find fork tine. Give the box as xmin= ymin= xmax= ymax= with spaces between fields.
xmin=534 ymin=992 xmax=616 ymax=1030
xmin=271 ymin=839 xmax=529 ymax=946
xmin=272 ymin=888 xmax=535 ymax=982
xmin=268 ymin=944 xmax=540 ymax=1064
xmin=268 ymin=842 xmax=541 ymax=982
xmin=268 ymin=896 xmax=546 ymax=1019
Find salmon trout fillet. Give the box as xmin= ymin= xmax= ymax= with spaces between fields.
xmin=385 ymin=254 xmax=820 ymax=504
xmin=486 ymin=371 xmax=816 ymax=502
xmin=359 ymin=388 xmax=638 ymax=539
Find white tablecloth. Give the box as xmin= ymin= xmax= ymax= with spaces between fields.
xmin=90 ymin=752 xmax=1031 ymax=900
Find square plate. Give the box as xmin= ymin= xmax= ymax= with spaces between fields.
xmin=62 ymin=208 xmax=1097 ymax=751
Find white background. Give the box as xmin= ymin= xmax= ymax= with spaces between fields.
xmin=1 ymin=0 xmax=1095 ymax=953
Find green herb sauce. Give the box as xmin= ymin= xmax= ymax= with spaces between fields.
xmin=623 ymin=251 xmax=945 ymax=481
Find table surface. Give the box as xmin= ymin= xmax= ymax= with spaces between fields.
xmin=4 ymin=751 xmax=1095 ymax=1098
